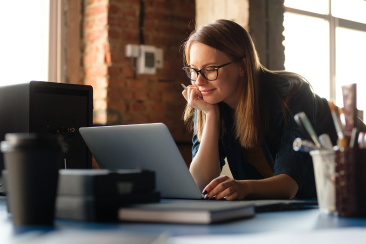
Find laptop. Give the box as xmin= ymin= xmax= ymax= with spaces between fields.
xmin=79 ymin=123 xmax=202 ymax=199
xmin=79 ymin=123 xmax=318 ymax=210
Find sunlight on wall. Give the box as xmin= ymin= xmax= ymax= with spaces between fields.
xmin=283 ymin=12 xmax=330 ymax=100
xmin=0 ymin=0 xmax=49 ymax=86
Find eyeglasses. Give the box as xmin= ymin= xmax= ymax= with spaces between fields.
xmin=182 ymin=62 xmax=233 ymax=81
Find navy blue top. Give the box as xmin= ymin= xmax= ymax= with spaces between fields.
xmin=192 ymin=72 xmax=338 ymax=199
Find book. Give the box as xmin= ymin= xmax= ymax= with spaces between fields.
xmin=118 ymin=200 xmax=255 ymax=224
xmin=56 ymin=191 xmax=160 ymax=222
xmin=57 ymin=169 xmax=155 ymax=196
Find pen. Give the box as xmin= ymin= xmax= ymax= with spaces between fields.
xmin=181 ymin=83 xmax=203 ymax=100
xmin=293 ymin=138 xmax=319 ymax=152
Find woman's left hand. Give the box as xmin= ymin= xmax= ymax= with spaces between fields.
xmin=202 ymin=175 xmax=250 ymax=201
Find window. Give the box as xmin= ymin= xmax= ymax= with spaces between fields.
xmin=0 ymin=0 xmax=50 ymax=86
xmin=284 ymin=0 xmax=366 ymax=113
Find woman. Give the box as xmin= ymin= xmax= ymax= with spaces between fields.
xmin=181 ymin=19 xmax=337 ymax=200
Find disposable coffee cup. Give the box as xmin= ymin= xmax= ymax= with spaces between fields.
xmin=1 ymin=133 xmax=63 ymax=226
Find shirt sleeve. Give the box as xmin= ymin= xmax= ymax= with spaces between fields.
xmin=272 ymin=83 xmax=328 ymax=190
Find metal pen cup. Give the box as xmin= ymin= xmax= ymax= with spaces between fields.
xmin=309 ymin=150 xmax=336 ymax=214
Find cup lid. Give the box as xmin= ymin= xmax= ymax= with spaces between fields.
xmin=1 ymin=133 xmax=64 ymax=152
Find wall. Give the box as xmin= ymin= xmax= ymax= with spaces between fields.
xmin=81 ymin=0 xmax=195 ymax=168
xmin=64 ymin=0 xmax=285 ymax=170
xmin=195 ymin=0 xmax=249 ymax=29
xmin=249 ymin=0 xmax=285 ymax=70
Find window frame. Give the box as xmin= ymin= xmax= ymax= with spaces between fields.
xmin=284 ymin=0 xmax=366 ymax=102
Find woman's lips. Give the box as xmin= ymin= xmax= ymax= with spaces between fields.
xmin=200 ymin=88 xmax=216 ymax=96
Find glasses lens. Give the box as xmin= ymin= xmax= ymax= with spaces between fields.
xmin=184 ymin=68 xmax=197 ymax=80
xmin=201 ymin=67 xmax=218 ymax=81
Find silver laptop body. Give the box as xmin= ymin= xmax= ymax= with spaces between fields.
xmin=79 ymin=123 xmax=202 ymax=199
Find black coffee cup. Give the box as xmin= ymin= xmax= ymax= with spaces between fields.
xmin=1 ymin=133 xmax=63 ymax=226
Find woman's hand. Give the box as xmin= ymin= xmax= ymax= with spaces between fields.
xmin=182 ymin=85 xmax=218 ymax=115
xmin=202 ymin=175 xmax=250 ymax=201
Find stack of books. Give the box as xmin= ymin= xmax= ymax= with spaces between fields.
xmin=56 ymin=169 xmax=160 ymax=222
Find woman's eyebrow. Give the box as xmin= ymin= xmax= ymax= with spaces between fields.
xmin=190 ymin=62 xmax=218 ymax=68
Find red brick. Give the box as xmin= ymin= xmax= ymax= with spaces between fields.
xmin=95 ymin=15 xmax=108 ymax=28
xmin=84 ymin=19 xmax=94 ymax=30
xmin=108 ymin=78 xmax=126 ymax=88
xmin=120 ymin=91 xmax=134 ymax=100
xmin=131 ymin=102 xmax=146 ymax=111
xmin=134 ymin=91 xmax=148 ymax=101
xmin=108 ymin=66 xmax=122 ymax=76
xmin=105 ymin=52 xmax=111 ymax=64
xmin=107 ymin=89 xmax=120 ymax=100
xmin=103 ymin=42 xmax=110 ymax=52
xmin=113 ymin=0 xmax=139 ymax=5
xmin=122 ymin=67 xmax=135 ymax=77
xmin=84 ymin=53 xmax=96 ymax=65
xmin=148 ymin=92 xmax=161 ymax=101
xmin=121 ymin=31 xmax=139 ymax=42
xmin=109 ymin=29 xmax=120 ymax=39
xmin=85 ymin=65 xmax=107 ymax=77
xmin=85 ymin=30 xmax=108 ymax=42
xmin=131 ymin=113 xmax=149 ymax=124
xmin=150 ymin=102 xmax=168 ymax=111
xmin=156 ymin=82 xmax=173 ymax=91
xmin=109 ymin=4 xmax=120 ymax=14
xmin=126 ymin=79 xmax=145 ymax=90
xmin=86 ymin=5 xmax=108 ymax=17
xmin=107 ymin=99 xmax=127 ymax=111
xmin=148 ymin=113 xmax=165 ymax=123
xmin=162 ymin=93 xmax=176 ymax=102
xmin=122 ymin=7 xmax=137 ymax=17
xmin=108 ymin=16 xmax=122 ymax=26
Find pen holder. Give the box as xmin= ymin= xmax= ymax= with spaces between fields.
xmin=334 ymin=148 xmax=366 ymax=218
xmin=309 ymin=150 xmax=336 ymax=214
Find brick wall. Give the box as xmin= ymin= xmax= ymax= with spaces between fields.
xmin=82 ymin=0 xmax=195 ymax=167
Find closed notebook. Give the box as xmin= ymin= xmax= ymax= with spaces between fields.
xmin=118 ymin=200 xmax=255 ymax=224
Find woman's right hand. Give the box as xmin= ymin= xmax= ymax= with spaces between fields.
xmin=182 ymin=85 xmax=218 ymax=115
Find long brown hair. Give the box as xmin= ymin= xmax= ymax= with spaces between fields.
xmin=183 ymin=19 xmax=309 ymax=148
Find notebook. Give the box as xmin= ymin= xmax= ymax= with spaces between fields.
xmin=118 ymin=200 xmax=255 ymax=224
xmin=79 ymin=123 xmax=202 ymax=199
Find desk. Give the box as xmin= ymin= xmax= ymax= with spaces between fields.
xmin=1 ymin=196 xmax=366 ymax=243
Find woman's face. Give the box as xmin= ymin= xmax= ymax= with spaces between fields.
xmin=189 ymin=42 xmax=244 ymax=109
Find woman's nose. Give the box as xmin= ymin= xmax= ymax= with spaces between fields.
xmin=194 ymin=72 xmax=206 ymax=86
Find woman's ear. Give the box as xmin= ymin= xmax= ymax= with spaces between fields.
xmin=239 ymin=58 xmax=246 ymax=77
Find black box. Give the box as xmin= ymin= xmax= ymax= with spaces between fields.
xmin=0 ymin=81 xmax=93 ymax=175
xmin=56 ymin=169 xmax=160 ymax=222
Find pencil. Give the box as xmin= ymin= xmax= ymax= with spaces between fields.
xmin=181 ymin=83 xmax=203 ymax=100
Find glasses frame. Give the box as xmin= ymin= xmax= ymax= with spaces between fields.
xmin=182 ymin=62 xmax=233 ymax=81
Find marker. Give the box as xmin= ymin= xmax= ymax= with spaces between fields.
xmin=294 ymin=112 xmax=322 ymax=148
xmin=181 ymin=83 xmax=203 ymax=100
xmin=319 ymin=134 xmax=333 ymax=150
xmin=328 ymin=101 xmax=344 ymax=140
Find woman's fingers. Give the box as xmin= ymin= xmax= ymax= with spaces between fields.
xmin=203 ymin=175 xmax=230 ymax=195
xmin=182 ymin=85 xmax=203 ymax=109
xmin=187 ymin=85 xmax=202 ymax=101
xmin=203 ymin=176 xmax=247 ymax=201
